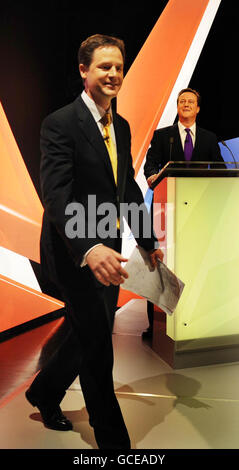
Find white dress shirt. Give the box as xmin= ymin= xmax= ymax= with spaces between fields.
xmin=80 ymin=91 xmax=117 ymax=266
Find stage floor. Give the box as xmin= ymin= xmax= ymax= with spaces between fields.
xmin=0 ymin=299 xmax=239 ymax=450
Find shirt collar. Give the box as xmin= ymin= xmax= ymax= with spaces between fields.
xmin=81 ymin=90 xmax=112 ymax=123
xmin=178 ymin=120 xmax=196 ymax=136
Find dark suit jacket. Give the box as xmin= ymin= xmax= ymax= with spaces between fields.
xmin=40 ymin=95 xmax=156 ymax=290
xmin=144 ymin=123 xmax=225 ymax=178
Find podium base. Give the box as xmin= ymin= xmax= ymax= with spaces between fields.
xmin=152 ymin=310 xmax=239 ymax=369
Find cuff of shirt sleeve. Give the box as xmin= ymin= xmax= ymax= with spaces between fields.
xmin=80 ymin=244 xmax=103 ymax=267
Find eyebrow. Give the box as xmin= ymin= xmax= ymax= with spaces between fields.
xmin=98 ymin=61 xmax=123 ymax=66
xmin=179 ymin=98 xmax=196 ymax=102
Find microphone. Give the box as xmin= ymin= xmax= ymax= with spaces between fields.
xmin=220 ymin=140 xmax=238 ymax=168
xmin=103 ymin=135 xmax=109 ymax=142
xmin=169 ymin=136 xmax=174 ymax=161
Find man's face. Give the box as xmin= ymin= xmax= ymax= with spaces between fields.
xmin=177 ymin=92 xmax=200 ymax=123
xmin=79 ymin=46 xmax=124 ymax=107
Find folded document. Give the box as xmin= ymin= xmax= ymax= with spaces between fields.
xmin=123 ymin=247 xmax=185 ymax=315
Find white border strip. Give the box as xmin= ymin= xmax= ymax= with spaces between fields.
xmin=0 ymin=247 xmax=42 ymax=292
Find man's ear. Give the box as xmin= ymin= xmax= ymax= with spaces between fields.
xmin=79 ymin=63 xmax=88 ymax=80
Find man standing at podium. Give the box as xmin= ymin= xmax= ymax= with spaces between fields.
xmin=142 ymin=88 xmax=225 ymax=339
xmin=144 ymin=87 xmax=225 ymax=188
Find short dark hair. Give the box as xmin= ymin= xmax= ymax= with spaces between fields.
xmin=177 ymin=88 xmax=201 ymax=106
xmin=78 ymin=34 xmax=126 ymax=67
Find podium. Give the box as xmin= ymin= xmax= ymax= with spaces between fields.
xmin=151 ymin=162 xmax=239 ymax=368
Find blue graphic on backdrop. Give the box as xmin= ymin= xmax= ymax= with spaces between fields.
xmin=144 ymin=188 xmax=153 ymax=212
xmin=219 ymin=138 xmax=239 ymax=168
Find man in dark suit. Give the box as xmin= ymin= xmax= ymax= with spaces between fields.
xmin=144 ymin=87 xmax=225 ymax=186
xmin=25 ymin=34 xmax=163 ymax=449
xmin=143 ymin=88 xmax=225 ymax=338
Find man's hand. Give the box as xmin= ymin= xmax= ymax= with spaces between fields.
xmin=148 ymin=248 xmax=164 ymax=268
xmin=86 ymin=245 xmax=129 ymax=287
xmin=147 ymin=174 xmax=159 ymax=188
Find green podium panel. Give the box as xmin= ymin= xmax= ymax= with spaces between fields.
xmin=152 ymin=174 xmax=239 ymax=368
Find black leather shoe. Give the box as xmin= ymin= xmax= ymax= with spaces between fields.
xmin=25 ymin=389 xmax=73 ymax=431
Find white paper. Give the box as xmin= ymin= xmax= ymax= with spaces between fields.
xmin=123 ymin=247 xmax=185 ymax=315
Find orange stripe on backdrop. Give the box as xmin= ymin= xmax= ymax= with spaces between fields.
xmin=0 ymin=102 xmax=43 ymax=262
xmin=117 ymin=0 xmax=210 ymax=175
xmin=0 ymin=274 xmax=64 ymax=332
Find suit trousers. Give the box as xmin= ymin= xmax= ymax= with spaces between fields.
xmin=29 ymin=237 xmax=130 ymax=449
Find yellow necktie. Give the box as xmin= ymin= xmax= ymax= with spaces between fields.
xmin=102 ymin=112 xmax=120 ymax=229
xmin=102 ymin=112 xmax=117 ymax=184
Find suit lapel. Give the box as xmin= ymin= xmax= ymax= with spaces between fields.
xmin=191 ymin=125 xmax=201 ymax=160
xmin=172 ymin=124 xmax=184 ymax=160
xmin=113 ymin=112 xmax=126 ymax=196
xmin=74 ymin=96 xmax=116 ymax=185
